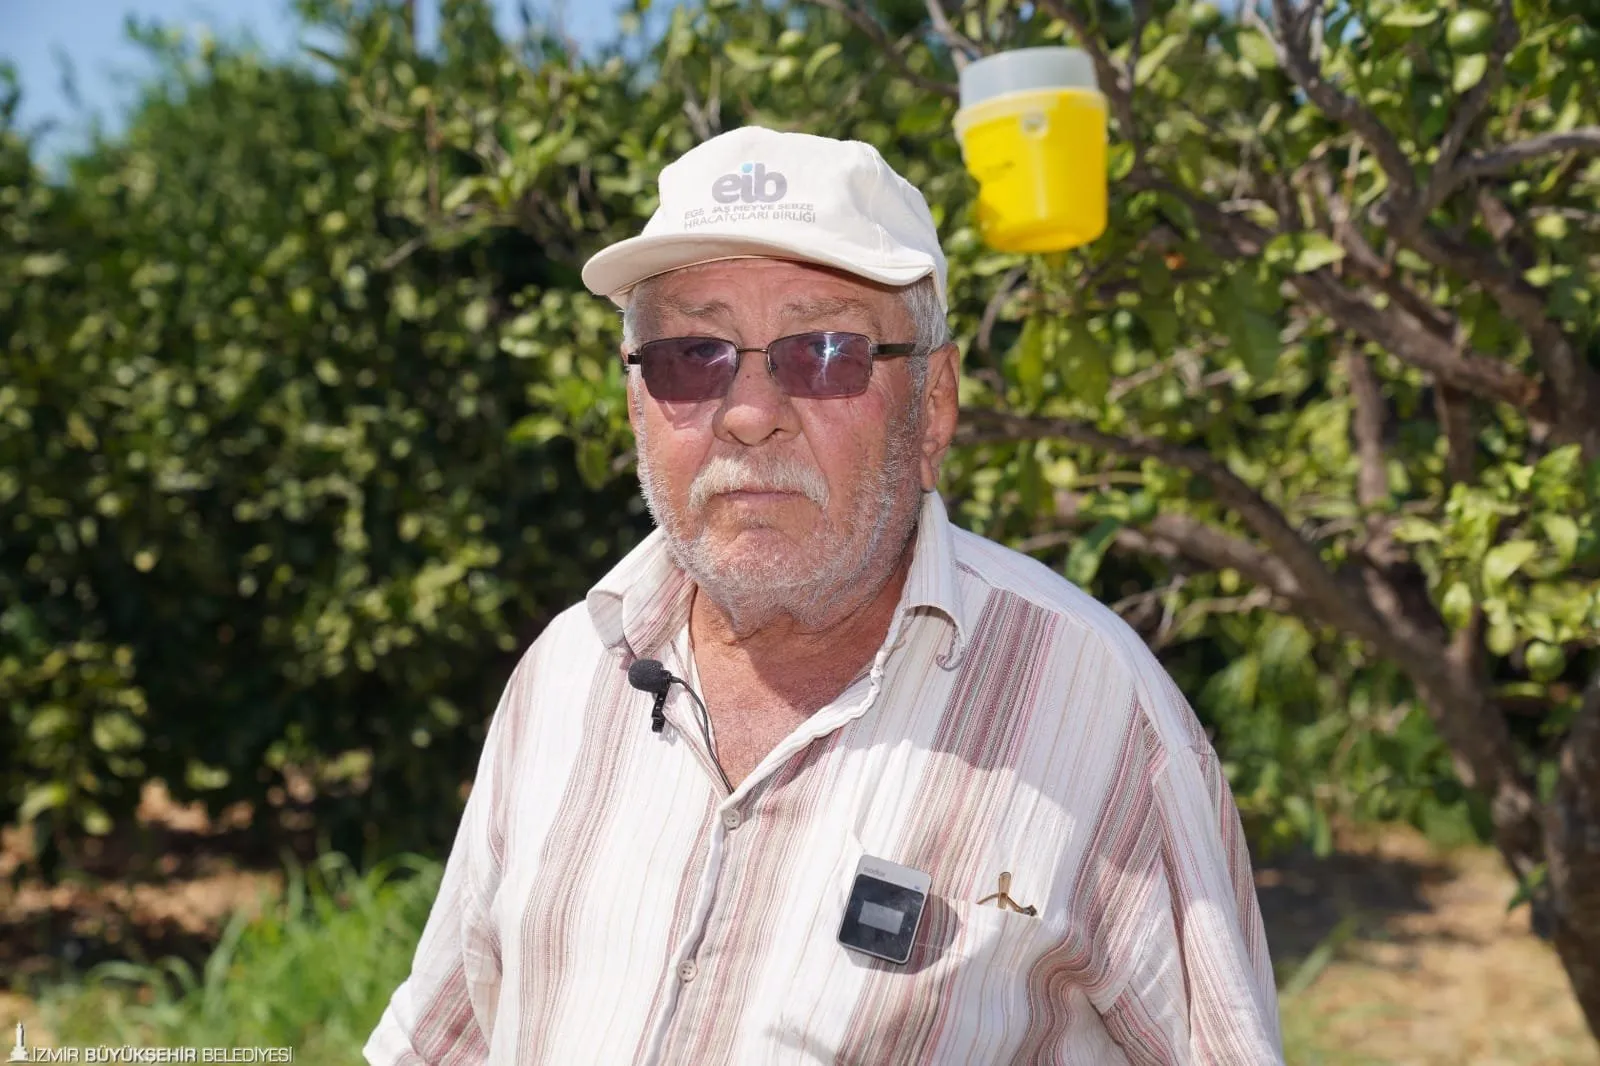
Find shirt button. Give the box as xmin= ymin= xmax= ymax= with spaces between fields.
xmin=721 ymin=808 xmax=741 ymax=831
xmin=678 ymin=959 xmax=698 ymax=982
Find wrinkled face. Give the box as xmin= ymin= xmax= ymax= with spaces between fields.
xmin=627 ymin=259 xmax=952 ymax=627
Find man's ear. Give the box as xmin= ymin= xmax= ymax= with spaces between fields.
xmin=918 ymin=342 xmax=961 ymax=492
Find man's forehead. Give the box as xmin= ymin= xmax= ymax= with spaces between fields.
xmin=659 ymin=293 xmax=884 ymax=323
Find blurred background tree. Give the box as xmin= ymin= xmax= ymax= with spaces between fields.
xmin=0 ymin=10 xmax=654 ymax=870
xmin=3 ymin=0 xmax=1598 ymax=1041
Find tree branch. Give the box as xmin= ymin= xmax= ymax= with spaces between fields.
xmin=1420 ymin=0 xmax=1519 ymax=214
xmin=1142 ymin=512 xmax=1304 ymax=602
xmin=681 ymin=79 xmax=721 ymax=142
xmin=976 ymin=266 xmax=1027 ymax=360
xmin=1434 ymin=385 xmax=1479 ymax=486
xmin=1545 ymin=667 xmax=1600 ymax=1033
xmin=1036 ymin=501 xmax=1301 ymax=622
xmin=1263 ymin=0 xmax=1416 ymax=200
xmin=1346 ymin=351 xmax=1389 ymax=514
xmin=1391 ymin=219 xmax=1600 ymax=460
xmin=1317 ymin=172 xmax=1456 ymax=339
xmin=957 ymin=408 xmax=1382 ymax=637
xmin=802 ymin=0 xmax=960 ymax=99
xmin=1454 ymin=126 xmax=1600 ymax=185
xmin=1159 ymin=587 xmax=1279 ymax=650
xmin=923 ymin=0 xmax=981 ymax=68
xmin=1135 ymin=171 xmax=1544 ymax=410
xmin=1127 ymin=0 xmax=1152 ymax=99
xmin=1343 ymin=349 xmax=1444 ymax=659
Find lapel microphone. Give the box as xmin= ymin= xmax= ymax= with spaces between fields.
xmin=626 ymin=657 xmax=732 ymax=792
xmin=627 ymin=658 xmax=674 ymax=732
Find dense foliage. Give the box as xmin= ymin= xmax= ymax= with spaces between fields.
xmin=3 ymin=0 xmax=1598 ymax=1032
xmin=0 ymin=27 xmax=653 ymax=866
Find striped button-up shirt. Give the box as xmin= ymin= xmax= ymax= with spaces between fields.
xmin=366 ymin=490 xmax=1284 ymax=1065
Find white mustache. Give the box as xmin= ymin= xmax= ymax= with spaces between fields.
xmin=688 ymin=454 xmax=829 ymax=511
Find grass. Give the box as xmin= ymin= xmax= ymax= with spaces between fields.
xmin=37 ymin=853 xmax=441 ymax=1066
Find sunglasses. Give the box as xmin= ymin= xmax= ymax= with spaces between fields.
xmin=624 ymin=331 xmax=916 ymax=403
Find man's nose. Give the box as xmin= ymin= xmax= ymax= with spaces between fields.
xmin=716 ymin=350 xmax=792 ymax=445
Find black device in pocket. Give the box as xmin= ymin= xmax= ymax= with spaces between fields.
xmin=837 ymin=855 xmax=932 ymax=965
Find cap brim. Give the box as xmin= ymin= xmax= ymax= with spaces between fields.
xmin=582 ymin=232 xmax=935 ymax=307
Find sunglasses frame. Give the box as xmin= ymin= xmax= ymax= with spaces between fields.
xmin=622 ymin=331 xmax=917 ymax=402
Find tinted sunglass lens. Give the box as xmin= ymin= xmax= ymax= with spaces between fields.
xmin=770 ymin=332 xmax=872 ymax=398
xmin=639 ymin=338 xmax=738 ymax=402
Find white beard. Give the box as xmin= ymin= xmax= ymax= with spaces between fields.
xmin=636 ymin=403 xmax=925 ymax=633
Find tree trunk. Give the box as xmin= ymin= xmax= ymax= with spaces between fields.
xmin=1546 ymin=672 xmax=1600 ymax=1036
xmin=1414 ymin=675 xmax=1547 ymax=890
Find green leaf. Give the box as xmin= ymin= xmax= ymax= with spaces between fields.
xmin=1065 ymin=518 xmax=1122 ymax=586
xmin=723 ymin=43 xmax=769 ymax=72
xmin=1013 ymin=317 xmax=1048 ymax=403
xmin=508 ymin=414 xmax=566 ymax=445
xmin=1138 ymin=254 xmax=1172 ymax=297
xmin=1236 ymin=30 xmax=1279 ymax=69
xmin=1540 ymin=514 xmax=1580 ymax=565
xmin=1382 ymin=4 xmax=1440 ymax=27
xmin=92 ymin=712 xmax=146 ymax=753
xmin=803 ymin=42 xmax=843 ymax=81
xmin=1453 ymin=53 xmax=1489 ymax=92
xmin=80 ymin=803 xmax=114 ymax=837
xmin=1134 ymin=33 xmax=1185 ymax=84
xmin=576 ymin=438 xmax=613 ymax=489
xmin=1217 ymin=270 xmax=1283 ymax=379
xmin=19 ymin=781 xmax=70 ymax=823
xmin=1440 ymin=581 xmax=1475 ymax=629
xmin=1532 ymin=444 xmax=1583 ymax=494
xmin=26 ymin=705 xmax=72 ymax=740
xmin=1060 ymin=324 xmax=1112 ymax=403
xmin=1392 ymin=517 xmax=1444 ymax=542
xmin=1524 ymin=641 xmax=1567 ymax=682
xmin=186 ymin=761 xmax=231 ymax=791
xmin=897 ymin=98 xmax=948 ymax=137
xmin=21 ymin=252 xmax=70 ymax=277
xmin=1227 ymin=308 xmax=1282 ymax=380
xmin=1144 ymin=307 xmax=1180 ymax=353
xmin=1264 ymin=232 xmax=1346 ymax=273
xmin=1482 ymin=540 xmax=1538 ymax=592
xmin=1506 ymin=863 xmax=1548 ymax=915
xmin=1487 ymin=616 xmax=1518 ymax=656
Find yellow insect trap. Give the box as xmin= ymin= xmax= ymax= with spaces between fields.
xmin=953 ymin=47 xmax=1108 ymax=253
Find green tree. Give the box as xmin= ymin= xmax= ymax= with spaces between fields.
xmin=0 ymin=18 xmax=652 ymax=868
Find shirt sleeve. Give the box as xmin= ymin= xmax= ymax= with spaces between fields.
xmin=1098 ymin=694 xmax=1285 ymax=1065
xmin=364 ymin=668 xmax=521 ymax=1066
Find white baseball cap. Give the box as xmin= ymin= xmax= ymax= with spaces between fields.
xmin=581 ymin=126 xmax=948 ymax=310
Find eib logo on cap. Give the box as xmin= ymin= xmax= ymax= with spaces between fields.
xmin=711 ymin=162 xmax=788 ymax=205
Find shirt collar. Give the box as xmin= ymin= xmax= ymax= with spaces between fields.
xmin=585 ymin=489 xmax=968 ymax=662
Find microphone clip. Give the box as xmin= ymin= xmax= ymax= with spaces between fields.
xmin=649 ymin=691 xmax=668 ymax=733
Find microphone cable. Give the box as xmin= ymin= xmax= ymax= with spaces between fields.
xmin=627 ymin=658 xmax=732 ymax=794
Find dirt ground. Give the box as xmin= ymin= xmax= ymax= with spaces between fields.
xmin=2 ymin=787 xmax=1597 ymax=1064
xmin=1259 ymin=824 xmax=1599 ymax=1065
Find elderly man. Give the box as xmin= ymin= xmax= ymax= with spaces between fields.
xmin=366 ymin=126 xmax=1284 ymax=1065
